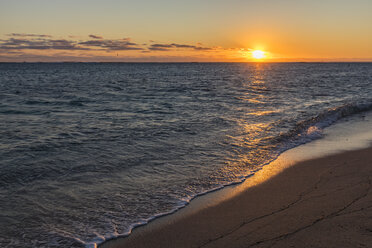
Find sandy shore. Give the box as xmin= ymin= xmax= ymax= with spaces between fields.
xmin=100 ymin=146 xmax=372 ymax=248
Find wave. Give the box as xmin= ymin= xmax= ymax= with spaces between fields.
xmin=272 ymin=99 xmax=372 ymax=149
xmin=24 ymin=99 xmax=85 ymax=107
xmin=95 ymin=99 xmax=372 ymax=248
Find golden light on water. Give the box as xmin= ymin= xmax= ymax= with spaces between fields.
xmin=252 ymin=50 xmax=266 ymax=59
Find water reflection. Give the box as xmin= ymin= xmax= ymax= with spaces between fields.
xmin=218 ymin=64 xmax=277 ymax=184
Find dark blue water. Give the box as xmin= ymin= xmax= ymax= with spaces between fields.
xmin=1 ymin=63 xmax=371 ymax=247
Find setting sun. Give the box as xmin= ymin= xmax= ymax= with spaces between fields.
xmin=252 ymin=50 xmax=266 ymax=59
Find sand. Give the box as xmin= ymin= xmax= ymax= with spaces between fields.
xmin=100 ymin=146 xmax=372 ymax=248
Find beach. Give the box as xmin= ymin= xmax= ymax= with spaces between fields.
xmin=101 ymin=145 xmax=372 ymax=248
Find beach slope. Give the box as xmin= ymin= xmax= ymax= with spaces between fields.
xmin=101 ymin=147 xmax=372 ymax=248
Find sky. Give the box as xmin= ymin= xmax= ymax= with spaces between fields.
xmin=1 ymin=0 xmax=372 ymax=62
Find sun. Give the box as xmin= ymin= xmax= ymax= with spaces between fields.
xmin=252 ymin=50 xmax=266 ymax=59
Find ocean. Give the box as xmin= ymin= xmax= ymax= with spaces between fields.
xmin=1 ymin=62 xmax=372 ymax=247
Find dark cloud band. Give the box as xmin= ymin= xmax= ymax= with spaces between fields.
xmin=149 ymin=43 xmax=211 ymax=51
xmin=0 ymin=34 xmax=213 ymax=53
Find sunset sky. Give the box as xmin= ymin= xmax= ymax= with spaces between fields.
xmin=1 ymin=0 xmax=371 ymax=62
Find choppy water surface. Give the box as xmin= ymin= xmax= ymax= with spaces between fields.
xmin=1 ymin=63 xmax=372 ymax=247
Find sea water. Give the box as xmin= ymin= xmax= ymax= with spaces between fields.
xmin=0 ymin=62 xmax=371 ymax=247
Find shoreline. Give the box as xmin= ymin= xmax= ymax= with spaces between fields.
xmin=100 ymin=145 xmax=372 ymax=248
xmin=98 ymin=111 xmax=372 ymax=248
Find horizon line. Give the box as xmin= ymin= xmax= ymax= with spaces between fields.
xmin=1 ymin=61 xmax=372 ymax=63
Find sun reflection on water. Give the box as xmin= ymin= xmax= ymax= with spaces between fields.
xmin=217 ymin=65 xmax=279 ymax=183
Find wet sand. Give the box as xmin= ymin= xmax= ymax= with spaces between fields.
xmin=100 ymin=146 xmax=372 ymax=248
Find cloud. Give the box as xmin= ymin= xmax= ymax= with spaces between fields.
xmin=0 ymin=34 xmax=226 ymax=62
xmin=7 ymin=33 xmax=52 ymax=38
xmin=79 ymin=38 xmax=143 ymax=50
xmin=0 ymin=38 xmax=89 ymax=50
xmin=89 ymin=34 xmax=103 ymax=39
xmin=0 ymin=36 xmax=143 ymax=51
xmin=148 ymin=43 xmax=212 ymax=51
xmin=0 ymin=34 xmax=213 ymax=53
xmin=171 ymin=43 xmax=195 ymax=48
xmin=148 ymin=43 xmax=173 ymax=51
